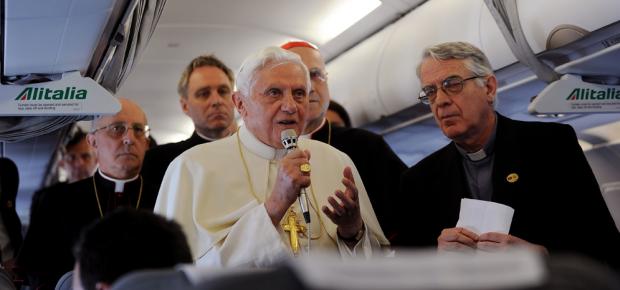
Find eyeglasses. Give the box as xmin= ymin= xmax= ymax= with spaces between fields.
xmin=92 ymin=122 xmax=150 ymax=139
xmin=309 ymin=68 xmax=328 ymax=82
xmin=418 ymin=75 xmax=484 ymax=105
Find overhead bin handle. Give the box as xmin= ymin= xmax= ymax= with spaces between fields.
xmin=484 ymin=0 xmax=560 ymax=83
xmin=94 ymin=0 xmax=140 ymax=83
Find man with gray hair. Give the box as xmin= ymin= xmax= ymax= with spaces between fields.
xmin=394 ymin=41 xmax=619 ymax=268
xmin=155 ymin=47 xmax=388 ymax=267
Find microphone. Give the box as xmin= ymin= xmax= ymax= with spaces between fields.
xmin=281 ymin=129 xmax=311 ymax=224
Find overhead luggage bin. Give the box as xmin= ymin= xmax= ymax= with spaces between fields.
xmin=0 ymin=71 xmax=120 ymax=116
xmin=528 ymin=43 xmax=620 ymax=114
xmin=326 ymin=0 xmax=620 ymax=126
xmin=0 ymin=0 xmax=165 ymax=142
xmin=529 ymin=73 xmax=620 ymax=114
xmin=1 ymin=0 xmax=166 ymax=116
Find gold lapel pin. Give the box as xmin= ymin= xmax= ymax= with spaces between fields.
xmin=506 ymin=173 xmax=519 ymax=183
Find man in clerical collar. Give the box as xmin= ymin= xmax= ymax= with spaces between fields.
xmin=281 ymin=41 xmax=407 ymax=241
xmin=88 ymin=98 xmax=151 ymax=194
xmin=394 ymin=41 xmax=620 ymax=269
xmin=17 ymin=98 xmax=159 ymax=290
xmin=155 ymin=47 xmax=388 ymax=267
xmin=142 ymin=55 xmax=237 ymax=191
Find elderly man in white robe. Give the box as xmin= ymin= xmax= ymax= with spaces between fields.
xmin=155 ymin=47 xmax=389 ymax=267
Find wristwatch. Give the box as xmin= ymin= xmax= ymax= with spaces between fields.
xmin=338 ymin=225 xmax=365 ymax=243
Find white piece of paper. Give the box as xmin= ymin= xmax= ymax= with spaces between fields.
xmin=456 ymin=198 xmax=514 ymax=235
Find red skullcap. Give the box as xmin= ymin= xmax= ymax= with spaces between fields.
xmin=280 ymin=41 xmax=318 ymax=50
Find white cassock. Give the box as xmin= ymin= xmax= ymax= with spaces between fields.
xmin=155 ymin=126 xmax=389 ymax=267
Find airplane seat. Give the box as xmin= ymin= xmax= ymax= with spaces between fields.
xmin=543 ymin=254 xmax=620 ymax=290
xmin=287 ymin=251 xmax=619 ymax=290
xmin=601 ymin=182 xmax=620 ymax=232
xmin=110 ymin=266 xmax=291 ymax=290
xmin=104 ymin=251 xmax=620 ymax=290
xmin=110 ymin=268 xmax=193 ymax=290
xmin=54 ymin=271 xmax=73 ymax=290
xmin=192 ymin=267 xmax=304 ymax=290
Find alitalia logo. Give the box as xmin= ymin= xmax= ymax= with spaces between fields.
xmin=14 ymin=87 xmax=87 ymax=101
xmin=566 ymin=88 xmax=620 ymax=101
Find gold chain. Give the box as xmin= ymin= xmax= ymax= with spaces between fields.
xmin=236 ymin=131 xmax=325 ymax=240
xmin=327 ymin=119 xmax=332 ymax=145
xmin=236 ymin=131 xmax=262 ymax=202
xmin=92 ymin=175 xmax=143 ymax=218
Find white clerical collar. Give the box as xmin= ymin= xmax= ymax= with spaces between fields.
xmin=98 ymin=168 xmax=139 ymax=192
xmin=196 ymin=128 xmax=235 ymax=142
xmin=455 ymin=115 xmax=498 ymax=162
xmin=238 ymin=126 xmax=288 ymax=160
xmin=301 ymin=118 xmax=326 ymax=140
xmin=465 ymin=149 xmax=487 ymax=161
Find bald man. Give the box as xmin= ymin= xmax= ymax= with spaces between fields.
xmin=17 ymin=98 xmax=159 ymax=290
xmin=282 ymin=41 xmax=407 ymax=240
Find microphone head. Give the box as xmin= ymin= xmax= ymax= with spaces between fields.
xmin=280 ymin=129 xmax=298 ymax=150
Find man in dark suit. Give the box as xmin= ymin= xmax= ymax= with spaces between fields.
xmin=30 ymin=129 xmax=97 ymax=223
xmin=0 ymin=158 xmax=23 ymax=276
xmin=141 ymin=55 xmax=237 ymax=190
xmin=17 ymin=98 xmax=158 ymax=290
xmin=394 ymin=41 xmax=620 ymax=268
xmin=282 ymin=41 xmax=407 ymax=240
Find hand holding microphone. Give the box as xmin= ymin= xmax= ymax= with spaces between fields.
xmin=281 ymin=129 xmax=312 ymax=223
xmin=264 ymin=130 xmax=311 ymax=226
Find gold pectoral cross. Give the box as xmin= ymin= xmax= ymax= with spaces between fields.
xmin=282 ymin=209 xmax=306 ymax=256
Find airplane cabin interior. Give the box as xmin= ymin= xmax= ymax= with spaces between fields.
xmin=1 ymin=0 xmax=619 ymax=289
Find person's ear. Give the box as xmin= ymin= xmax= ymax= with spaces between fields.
xmin=232 ymin=92 xmax=246 ymax=117
xmin=95 ymin=281 xmax=111 ymax=290
xmin=87 ymin=133 xmax=97 ymax=149
xmin=180 ymin=96 xmax=190 ymax=115
xmin=485 ymin=75 xmax=498 ymax=104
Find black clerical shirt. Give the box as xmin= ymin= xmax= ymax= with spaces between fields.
xmin=142 ymin=131 xmax=211 ymax=191
xmin=310 ymin=120 xmax=407 ymax=240
xmin=16 ymin=170 xmax=158 ymax=290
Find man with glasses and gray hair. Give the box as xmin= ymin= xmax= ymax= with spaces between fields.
xmin=17 ymin=98 xmax=159 ymax=290
xmin=394 ymin=41 xmax=619 ymax=269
